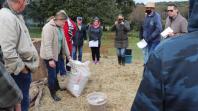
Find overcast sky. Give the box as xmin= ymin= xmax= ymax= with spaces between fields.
xmin=134 ymin=0 xmax=188 ymax=3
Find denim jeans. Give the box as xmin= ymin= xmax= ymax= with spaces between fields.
xmin=143 ymin=42 xmax=160 ymax=64
xmin=142 ymin=47 xmax=149 ymax=64
xmin=12 ymin=72 xmax=32 ymax=111
xmin=44 ymin=60 xmax=59 ymax=91
xmin=72 ymin=45 xmax=83 ymax=61
xmin=116 ymin=48 xmax=126 ymax=57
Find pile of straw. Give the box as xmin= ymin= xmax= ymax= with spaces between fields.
xmin=30 ymin=54 xmax=143 ymax=111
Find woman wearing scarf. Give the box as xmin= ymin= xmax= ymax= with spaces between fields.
xmin=88 ymin=17 xmax=103 ymax=64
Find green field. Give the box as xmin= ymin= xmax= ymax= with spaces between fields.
xmin=29 ymin=27 xmax=143 ymax=62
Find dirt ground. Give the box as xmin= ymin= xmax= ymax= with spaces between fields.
xmin=30 ymin=53 xmax=143 ymax=111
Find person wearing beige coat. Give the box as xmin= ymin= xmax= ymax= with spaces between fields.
xmin=40 ymin=19 xmax=70 ymax=61
xmin=0 ymin=0 xmax=39 ymax=111
xmin=40 ymin=10 xmax=71 ymax=101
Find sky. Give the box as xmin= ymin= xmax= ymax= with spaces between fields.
xmin=134 ymin=0 xmax=188 ymax=3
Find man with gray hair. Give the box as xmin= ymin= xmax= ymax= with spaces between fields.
xmin=0 ymin=0 xmax=39 ymax=111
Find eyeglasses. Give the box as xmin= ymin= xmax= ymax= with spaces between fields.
xmin=167 ymin=10 xmax=174 ymax=12
xmin=24 ymin=0 xmax=30 ymax=5
xmin=20 ymin=0 xmax=30 ymax=5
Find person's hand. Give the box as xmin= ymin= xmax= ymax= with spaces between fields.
xmin=168 ymin=32 xmax=175 ymax=36
xmin=67 ymin=56 xmax=72 ymax=61
xmin=49 ymin=60 xmax=56 ymax=68
xmin=121 ymin=21 xmax=124 ymax=25
xmin=115 ymin=21 xmax=118 ymax=25
xmin=15 ymin=104 xmax=21 ymax=111
xmin=21 ymin=67 xmax=29 ymax=74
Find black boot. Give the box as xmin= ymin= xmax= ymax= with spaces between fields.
xmin=49 ymin=89 xmax=61 ymax=101
xmin=121 ymin=57 xmax=125 ymax=66
xmin=118 ymin=56 xmax=122 ymax=65
xmin=55 ymin=78 xmax=61 ymax=91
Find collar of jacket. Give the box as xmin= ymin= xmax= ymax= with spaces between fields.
xmin=147 ymin=11 xmax=155 ymax=17
xmin=49 ymin=19 xmax=59 ymax=27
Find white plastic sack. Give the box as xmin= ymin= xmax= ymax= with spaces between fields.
xmin=67 ymin=60 xmax=90 ymax=97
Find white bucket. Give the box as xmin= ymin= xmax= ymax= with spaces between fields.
xmin=87 ymin=92 xmax=107 ymax=111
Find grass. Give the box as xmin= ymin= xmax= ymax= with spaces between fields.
xmin=29 ymin=27 xmax=42 ymax=38
xmin=29 ymin=27 xmax=143 ymax=62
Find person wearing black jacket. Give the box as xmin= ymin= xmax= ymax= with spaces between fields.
xmin=72 ymin=17 xmax=87 ymax=61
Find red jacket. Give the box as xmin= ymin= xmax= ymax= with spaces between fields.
xmin=63 ymin=19 xmax=77 ymax=53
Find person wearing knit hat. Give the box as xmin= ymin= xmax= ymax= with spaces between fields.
xmin=141 ymin=1 xmax=162 ymax=65
xmin=131 ymin=0 xmax=198 ymax=110
xmin=72 ymin=16 xmax=87 ymax=61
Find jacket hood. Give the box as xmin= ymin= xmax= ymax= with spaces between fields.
xmin=49 ymin=19 xmax=57 ymax=27
xmin=188 ymin=0 xmax=198 ymax=32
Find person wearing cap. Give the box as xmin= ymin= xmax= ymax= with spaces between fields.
xmin=142 ymin=1 xmax=162 ymax=64
xmin=40 ymin=10 xmax=71 ymax=101
xmin=131 ymin=0 xmax=198 ymax=110
xmin=112 ymin=14 xmax=130 ymax=66
xmin=72 ymin=17 xmax=87 ymax=61
xmin=165 ymin=3 xmax=188 ymax=38
xmin=0 ymin=0 xmax=39 ymax=110
xmin=88 ymin=17 xmax=103 ymax=64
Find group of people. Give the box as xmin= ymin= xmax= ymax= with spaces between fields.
xmin=139 ymin=2 xmax=188 ymax=64
xmin=0 ymin=0 xmax=130 ymax=109
xmin=0 ymin=0 xmax=104 ymax=110
xmin=131 ymin=0 xmax=198 ymax=111
xmin=1 ymin=0 xmax=198 ymax=111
